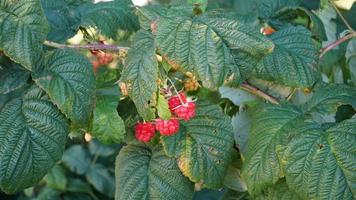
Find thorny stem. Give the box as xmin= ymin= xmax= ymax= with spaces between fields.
xmin=329 ymin=0 xmax=354 ymax=32
xmin=319 ymin=32 xmax=356 ymax=58
xmin=240 ymin=83 xmax=279 ymax=104
xmin=44 ymin=40 xmax=129 ymax=52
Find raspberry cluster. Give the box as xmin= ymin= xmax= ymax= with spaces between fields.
xmin=134 ymin=92 xmax=196 ymax=142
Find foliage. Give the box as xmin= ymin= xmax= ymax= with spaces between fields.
xmin=0 ymin=0 xmax=355 ymax=200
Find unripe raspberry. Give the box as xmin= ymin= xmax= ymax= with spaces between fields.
xmin=168 ymin=93 xmax=187 ymax=112
xmin=118 ymin=49 xmax=128 ymax=59
xmin=173 ymin=102 xmax=196 ymax=121
xmin=119 ymin=82 xmax=129 ymax=96
xmin=155 ymin=119 xmax=180 ymax=136
xmin=184 ymin=78 xmax=199 ymax=92
xmin=135 ymin=122 xmax=156 ymax=142
xmin=303 ymin=88 xmax=311 ymax=93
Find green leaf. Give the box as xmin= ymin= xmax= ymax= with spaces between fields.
xmin=0 ymin=61 xmax=30 ymax=94
xmin=302 ymin=83 xmax=356 ymax=114
xmin=281 ymin=119 xmax=356 ymax=199
xmin=269 ymin=7 xmax=327 ymax=40
xmin=63 ymin=194 xmax=92 ymax=200
xmin=120 ymin=30 xmax=158 ymax=120
xmin=224 ymin=165 xmax=248 ymax=192
xmin=0 ymin=0 xmax=49 ymax=70
xmin=88 ymin=139 xmax=117 ymax=157
xmin=157 ymin=94 xmax=172 ymax=120
xmin=34 ymin=187 xmax=61 ymax=200
xmin=242 ymin=103 xmax=304 ymax=196
xmin=220 ymin=189 xmax=250 ymax=200
xmin=137 ymin=5 xmax=168 ymax=30
xmin=41 ymin=0 xmax=81 ymax=42
xmin=86 ymin=163 xmax=115 ymax=198
xmin=231 ymin=108 xmax=251 ymax=155
xmin=229 ymin=51 xmax=261 ymax=85
xmin=0 ymin=86 xmax=69 ymax=193
xmin=255 ymin=180 xmax=300 ymax=200
xmin=92 ymin=95 xmax=125 ymax=144
xmin=44 ymin=165 xmax=67 ymax=191
xmin=258 ymin=0 xmax=303 ymax=19
xmin=156 ymin=15 xmax=273 ymax=89
xmin=346 ymin=39 xmax=356 ymax=85
xmin=219 ymin=87 xmax=257 ymax=106
xmin=203 ymin=17 xmax=274 ymax=57
xmin=161 ymin=101 xmax=234 ymax=188
xmin=77 ymin=0 xmax=139 ymax=38
xmin=255 ymin=26 xmax=318 ymax=87
xmin=66 ymin=178 xmax=93 ymax=194
xmin=62 ymin=145 xmax=91 ymax=175
xmin=115 ymin=145 xmax=194 ymax=200
xmin=34 ymin=49 xmax=95 ymax=126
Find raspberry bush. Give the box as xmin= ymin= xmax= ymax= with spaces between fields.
xmin=0 ymin=0 xmax=356 ymax=199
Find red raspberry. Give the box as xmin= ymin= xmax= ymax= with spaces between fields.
xmin=168 ymin=93 xmax=187 ymax=112
xmin=135 ymin=122 xmax=156 ymax=142
xmin=155 ymin=119 xmax=180 ymax=136
xmin=173 ymin=102 xmax=196 ymax=121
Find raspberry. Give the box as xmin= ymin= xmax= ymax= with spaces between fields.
xmin=173 ymin=102 xmax=196 ymax=121
xmin=184 ymin=78 xmax=199 ymax=92
xmin=261 ymin=27 xmax=275 ymax=35
xmin=97 ymin=52 xmax=113 ymax=65
xmin=135 ymin=122 xmax=156 ymax=142
xmin=168 ymin=93 xmax=187 ymax=112
xmin=155 ymin=119 xmax=180 ymax=136
xmin=118 ymin=49 xmax=128 ymax=59
xmin=119 ymin=82 xmax=129 ymax=96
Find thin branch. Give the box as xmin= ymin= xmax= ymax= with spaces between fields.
xmin=286 ymin=88 xmax=297 ymax=102
xmin=44 ymin=40 xmax=129 ymax=51
xmin=329 ymin=0 xmax=354 ymax=32
xmin=240 ymin=83 xmax=279 ymax=104
xmin=319 ymin=32 xmax=356 ymax=58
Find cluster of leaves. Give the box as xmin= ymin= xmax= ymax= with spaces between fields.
xmin=0 ymin=0 xmax=355 ymax=200
xmin=10 ymin=139 xmax=120 ymax=200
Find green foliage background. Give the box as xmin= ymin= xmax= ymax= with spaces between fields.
xmin=0 ymin=0 xmax=355 ymax=199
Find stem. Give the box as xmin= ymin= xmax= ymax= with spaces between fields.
xmin=167 ymin=77 xmax=185 ymax=105
xmin=91 ymin=153 xmax=99 ymax=166
xmin=239 ymin=83 xmax=279 ymax=104
xmin=319 ymin=32 xmax=356 ymax=58
xmin=286 ymin=88 xmax=297 ymax=102
xmin=329 ymin=0 xmax=354 ymax=32
xmin=44 ymin=40 xmax=129 ymax=52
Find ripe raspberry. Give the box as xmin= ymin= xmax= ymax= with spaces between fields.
xmin=155 ymin=119 xmax=180 ymax=136
xmin=261 ymin=27 xmax=275 ymax=35
xmin=173 ymin=102 xmax=196 ymax=121
xmin=135 ymin=122 xmax=156 ymax=142
xmin=168 ymin=93 xmax=187 ymax=112
xmin=97 ymin=52 xmax=113 ymax=65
